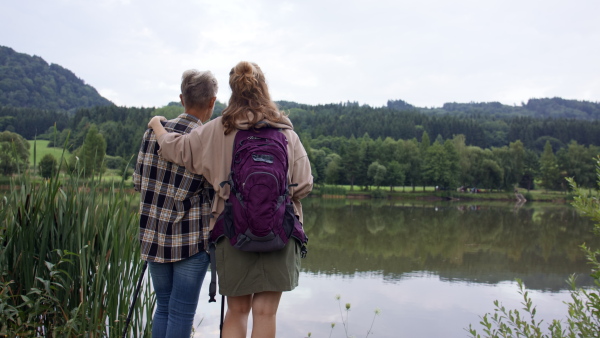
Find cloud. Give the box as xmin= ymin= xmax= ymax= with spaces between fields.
xmin=1 ymin=0 xmax=599 ymax=108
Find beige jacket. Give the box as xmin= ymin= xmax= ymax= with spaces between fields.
xmin=156 ymin=115 xmax=313 ymax=230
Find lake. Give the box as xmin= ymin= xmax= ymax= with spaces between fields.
xmin=191 ymin=198 xmax=600 ymax=337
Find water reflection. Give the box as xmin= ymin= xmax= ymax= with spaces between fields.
xmin=192 ymin=199 xmax=600 ymax=337
xmin=301 ymin=198 xmax=600 ymax=291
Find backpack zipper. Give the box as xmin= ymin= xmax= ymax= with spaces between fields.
xmin=242 ymin=171 xmax=279 ymax=190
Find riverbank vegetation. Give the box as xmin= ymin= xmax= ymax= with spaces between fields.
xmin=314 ymin=184 xmax=569 ymax=203
xmin=0 ymin=166 xmax=153 ymax=336
xmin=467 ymin=157 xmax=600 ymax=337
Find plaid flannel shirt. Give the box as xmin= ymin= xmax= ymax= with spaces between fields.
xmin=133 ymin=113 xmax=214 ymax=263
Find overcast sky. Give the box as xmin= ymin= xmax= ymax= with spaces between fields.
xmin=2 ymin=0 xmax=599 ymax=108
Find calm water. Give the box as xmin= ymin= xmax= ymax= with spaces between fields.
xmin=192 ymin=198 xmax=600 ymax=337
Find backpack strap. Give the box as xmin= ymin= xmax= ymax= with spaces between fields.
xmin=300 ymin=244 xmax=307 ymax=258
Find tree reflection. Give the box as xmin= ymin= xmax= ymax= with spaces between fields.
xmin=302 ymin=199 xmax=600 ymax=291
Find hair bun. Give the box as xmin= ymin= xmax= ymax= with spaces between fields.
xmin=222 ymin=61 xmax=279 ymax=134
xmin=237 ymin=61 xmax=254 ymax=76
xmin=232 ymin=61 xmax=259 ymax=96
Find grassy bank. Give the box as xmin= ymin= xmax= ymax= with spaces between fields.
xmin=313 ymin=184 xmax=570 ymax=203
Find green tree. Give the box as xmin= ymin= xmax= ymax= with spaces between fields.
xmin=452 ymin=134 xmax=472 ymax=187
xmin=539 ymin=140 xmax=561 ymax=190
xmin=422 ymin=141 xmax=445 ymax=188
xmin=519 ymin=149 xmax=539 ymax=191
xmin=380 ymin=137 xmax=401 ymax=165
xmin=324 ymin=153 xmax=342 ymax=185
xmin=39 ymin=153 xmax=57 ymax=179
xmin=152 ymin=104 xmax=184 ymax=120
xmin=367 ymin=161 xmax=387 ymax=189
xmin=467 ymin=148 xmax=503 ymax=190
xmin=310 ymin=148 xmax=328 ymax=186
xmin=422 ymin=140 xmax=460 ymax=189
xmin=399 ymin=139 xmax=422 ymax=192
xmin=491 ymin=140 xmax=525 ymax=190
xmin=419 ymin=131 xmax=431 ymax=190
xmin=299 ymin=134 xmax=321 ymax=186
xmin=384 ymin=160 xmax=406 ymax=191
xmin=508 ymin=140 xmax=525 ymax=187
xmin=358 ymin=133 xmax=377 ymax=189
xmin=0 ymin=131 xmax=30 ymax=176
xmin=557 ymin=141 xmax=597 ymax=189
xmin=70 ymin=124 xmax=106 ymax=177
xmin=442 ymin=139 xmax=460 ymax=189
xmin=341 ymin=136 xmax=361 ymax=190
xmin=420 ymin=131 xmax=430 ymax=154
xmin=479 ymin=158 xmax=504 ymax=190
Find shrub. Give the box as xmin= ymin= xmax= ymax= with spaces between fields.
xmin=38 ymin=153 xmax=57 ymax=179
xmin=371 ymin=189 xmax=386 ymax=199
xmin=104 ymin=154 xmax=125 ymax=169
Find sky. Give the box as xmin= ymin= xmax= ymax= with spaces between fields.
xmin=1 ymin=0 xmax=599 ymax=109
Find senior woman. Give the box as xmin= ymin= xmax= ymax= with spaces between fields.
xmin=148 ymin=61 xmax=313 ymax=338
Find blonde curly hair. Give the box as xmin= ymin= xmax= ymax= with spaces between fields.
xmin=221 ymin=61 xmax=283 ymax=134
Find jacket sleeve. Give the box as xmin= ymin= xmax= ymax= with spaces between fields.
xmin=289 ymin=132 xmax=313 ymax=224
xmin=291 ymin=153 xmax=313 ymax=200
xmin=156 ymin=127 xmax=205 ymax=176
xmin=133 ymin=129 xmax=151 ymax=192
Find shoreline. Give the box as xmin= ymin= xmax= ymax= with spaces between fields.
xmin=318 ymin=191 xmax=568 ymax=203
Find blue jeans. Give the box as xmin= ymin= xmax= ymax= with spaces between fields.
xmin=148 ymin=251 xmax=210 ymax=338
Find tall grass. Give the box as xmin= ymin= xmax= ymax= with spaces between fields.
xmin=0 ymin=167 xmax=154 ymax=336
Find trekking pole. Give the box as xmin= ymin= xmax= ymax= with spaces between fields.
xmin=208 ymin=242 xmax=224 ymax=337
xmin=220 ymin=295 xmax=225 ymax=338
xmin=122 ymin=261 xmax=148 ymax=338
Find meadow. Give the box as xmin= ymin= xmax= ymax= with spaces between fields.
xmin=28 ymin=139 xmax=71 ymax=166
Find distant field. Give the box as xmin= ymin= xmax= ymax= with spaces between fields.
xmin=27 ymin=140 xmax=71 ymax=166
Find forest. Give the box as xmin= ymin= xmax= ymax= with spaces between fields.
xmin=2 ymin=44 xmax=600 ymax=192
xmin=1 ymin=100 xmax=599 ymax=193
xmin=0 ymin=46 xmax=113 ymax=110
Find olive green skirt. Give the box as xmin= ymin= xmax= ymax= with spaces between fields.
xmin=215 ymin=238 xmax=302 ymax=297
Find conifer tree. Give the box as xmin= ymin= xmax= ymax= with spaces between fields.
xmin=71 ymin=124 xmax=106 ymax=177
xmin=539 ymin=140 xmax=560 ymax=190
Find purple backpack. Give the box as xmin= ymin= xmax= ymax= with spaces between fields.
xmin=209 ymin=127 xmax=308 ymax=255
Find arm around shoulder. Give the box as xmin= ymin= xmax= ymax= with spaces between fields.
xmin=291 ymin=154 xmax=313 ymax=200
xmin=289 ymin=132 xmax=313 ymax=200
xmin=133 ymin=129 xmax=152 ymax=192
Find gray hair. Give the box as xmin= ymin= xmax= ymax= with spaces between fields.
xmin=180 ymin=69 xmax=218 ymax=109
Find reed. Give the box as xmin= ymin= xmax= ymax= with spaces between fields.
xmin=0 ymin=165 xmax=154 ymax=336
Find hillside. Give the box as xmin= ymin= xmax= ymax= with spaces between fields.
xmin=278 ymin=100 xmax=600 ymax=150
xmin=386 ymin=97 xmax=600 ymax=120
xmin=1 ymin=45 xmax=600 ymax=157
xmin=0 ymin=46 xmax=113 ymax=111
xmin=1 ymin=44 xmax=598 ymax=120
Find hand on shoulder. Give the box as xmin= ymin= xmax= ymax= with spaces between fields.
xmin=148 ymin=116 xmax=168 ymax=137
xmin=148 ymin=116 xmax=167 ymax=129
